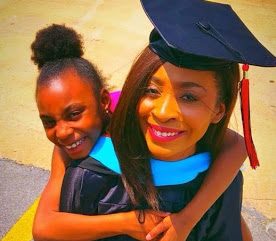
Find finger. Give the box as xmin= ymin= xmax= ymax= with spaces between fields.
xmin=146 ymin=221 xmax=168 ymax=240
xmin=157 ymin=229 xmax=178 ymax=241
xmin=147 ymin=210 xmax=171 ymax=217
xmin=156 ymin=211 xmax=171 ymax=217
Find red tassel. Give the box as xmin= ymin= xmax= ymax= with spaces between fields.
xmin=240 ymin=64 xmax=260 ymax=169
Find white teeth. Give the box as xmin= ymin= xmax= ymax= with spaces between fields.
xmin=153 ymin=129 xmax=179 ymax=137
xmin=65 ymin=138 xmax=84 ymax=150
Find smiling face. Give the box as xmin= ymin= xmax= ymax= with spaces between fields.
xmin=36 ymin=68 xmax=108 ymax=159
xmin=138 ymin=62 xmax=225 ymax=161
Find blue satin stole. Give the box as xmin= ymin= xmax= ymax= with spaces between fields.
xmin=89 ymin=136 xmax=211 ymax=186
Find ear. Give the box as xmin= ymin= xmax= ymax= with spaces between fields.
xmin=99 ymin=88 xmax=111 ymax=112
xmin=211 ymin=103 xmax=225 ymax=124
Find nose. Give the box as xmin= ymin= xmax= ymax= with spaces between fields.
xmin=55 ymin=120 xmax=73 ymax=141
xmin=152 ymin=93 xmax=182 ymax=122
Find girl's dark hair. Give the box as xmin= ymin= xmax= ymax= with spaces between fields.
xmin=31 ymin=24 xmax=109 ymax=129
xmin=31 ymin=24 xmax=84 ymax=69
xmin=31 ymin=24 xmax=105 ymax=101
xmin=110 ymin=46 xmax=239 ymax=210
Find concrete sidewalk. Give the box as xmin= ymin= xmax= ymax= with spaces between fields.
xmin=242 ymin=205 xmax=276 ymax=240
xmin=0 ymin=158 xmax=49 ymax=241
xmin=1 ymin=158 xmax=275 ymax=241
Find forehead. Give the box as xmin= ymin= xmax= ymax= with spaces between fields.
xmin=151 ymin=62 xmax=218 ymax=89
xmin=36 ymin=68 xmax=97 ymax=110
xmin=40 ymin=69 xmax=94 ymax=96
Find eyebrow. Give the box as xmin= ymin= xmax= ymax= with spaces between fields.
xmin=150 ymin=76 xmax=207 ymax=92
xmin=39 ymin=103 xmax=85 ymax=119
xmin=64 ymin=103 xmax=84 ymax=112
xmin=149 ymin=76 xmax=163 ymax=86
xmin=39 ymin=114 xmax=52 ymax=120
xmin=178 ymin=81 xmax=207 ymax=92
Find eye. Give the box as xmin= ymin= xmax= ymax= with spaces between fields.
xmin=68 ymin=111 xmax=82 ymax=120
xmin=180 ymin=93 xmax=198 ymax=102
xmin=41 ymin=118 xmax=56 ymax=129
xmin=144 ymin=86 xmax=160 ymax=96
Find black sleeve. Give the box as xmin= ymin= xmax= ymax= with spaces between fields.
xmin=59 ymin=158 xmax=117 ymax=214
xmin=206 ymin=171 xmax=243 ymax=241
xmin=59 ymin=166 xmax=84 ymax=213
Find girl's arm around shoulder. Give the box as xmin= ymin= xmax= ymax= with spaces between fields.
xmin=175 ymin=128 xmax=247 ymax=224
xmin=32 ymin=146 xmax=127 ymax=241
xmin=146 ymin=128 xmax=247 ymax=241
xmin=178 ymin=128 xmax=247 ymax=235
xmin=32 ymin=145 xmax=69 ymax=240
xmin=32 ymin=146 xmax=168 ymax=241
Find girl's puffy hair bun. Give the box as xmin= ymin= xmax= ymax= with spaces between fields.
xmin=31 ymin=24 xmax=84 ymax=68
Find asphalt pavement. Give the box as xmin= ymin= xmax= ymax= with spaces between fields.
xmin=1 ymin=158 xmax=275 ymax=241
xmin=0 ymin=158 xmax=49 ymax=241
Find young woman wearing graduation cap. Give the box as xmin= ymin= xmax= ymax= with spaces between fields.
xmin=32 ymin=1 xmax=276 ymax=241
xmin=109 ymin=0 xmax=276 ymax=240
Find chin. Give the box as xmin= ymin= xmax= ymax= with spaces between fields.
xmin=151 ymin=149 xmax=191 ymax=161
xmin=67 ymin=149 xmax=90 ymax=160
xmin=152 ymin=151 xmax=176 ymax=161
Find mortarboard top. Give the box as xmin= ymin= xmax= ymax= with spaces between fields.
xmin=141 ymin=0 xmax=276 ymax=68
xmin=140 ymin=0 xmax=276 ymax=169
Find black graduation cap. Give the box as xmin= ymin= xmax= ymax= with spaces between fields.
xmin=141 ymin=0 xmax=276 ymax=68
xmin=141 ymin=0 xmax=276 ymax=169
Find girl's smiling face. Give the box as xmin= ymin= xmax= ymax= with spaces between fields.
xmin=138 ymin=62 xmax=225 ymax=161
xmin=36 ymin=68 xmax=108 ymax=160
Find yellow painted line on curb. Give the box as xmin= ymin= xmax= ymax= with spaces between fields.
xmin=1 ymin=197 xmax=40 ymax=241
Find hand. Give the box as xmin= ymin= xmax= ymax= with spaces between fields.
xmin=53 ymin=145 xmax=72 ymax=167
xmin=126 ymin=210 xmax=170 ymax=240
xmin=146 ymin=213 xmax=193 ymax=241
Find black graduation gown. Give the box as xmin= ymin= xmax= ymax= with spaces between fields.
xmin=60 ymin=156 xmax=243 ymax=241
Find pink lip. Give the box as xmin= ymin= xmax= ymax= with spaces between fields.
xmin=148 ymin=124 xmax=185 ymax=142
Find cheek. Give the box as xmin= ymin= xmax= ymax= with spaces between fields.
xmin=85 ymin=115 xmax=103 ymax=136
xmin=180 ymin=105 xmax=214 ymax=128
xmin=137 ymin=98 xmax=153 ymax=117
xmin=44 ymin=129 xmax=57 ymax=144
